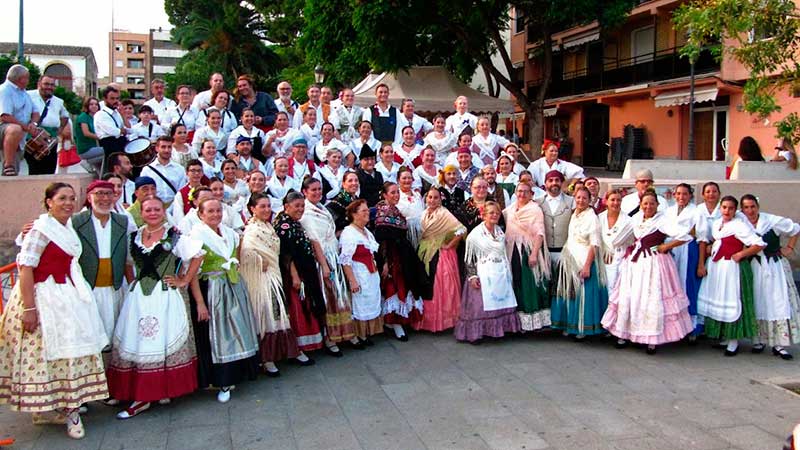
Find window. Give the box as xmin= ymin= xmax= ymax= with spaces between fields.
xmin=631 ymin=26 xmax=655 ymax=64
xmin=127 ymin=59 xmax=144 ymax=69
xmin=515 ymin=9 xmax=526 ymax=34
xmin=114 ymin=44 xmax=123 ymax=52
xmin=115 ymin=60 xmax=123 ymax=68
xmin=127 ymin=76 xmax=145 ymax=85
xmin=127 ymin=44 xmax=144 ymax=54
xmin=114 ymin=76 xmax=124 ymax=83
xmin=130 ymin=89 xmax=146 ymax=99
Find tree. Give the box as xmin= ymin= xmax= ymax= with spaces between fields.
xmin=674 ymin=0 xmax=800 ymax=143
xmin=302 ymin=0 xmax=636 ymax=153
xmin=54 ymin=86 xmax=83 ymax=115
xmin=0 ymin=53 xmax=40 ymax=89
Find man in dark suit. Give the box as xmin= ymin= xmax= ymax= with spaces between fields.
xmin=355 ymin=144 xmax=384 ymax=207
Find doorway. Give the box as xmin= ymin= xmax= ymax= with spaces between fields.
xmin=582 ymin=104 xmax=610 ymax=167
xmin=692 ymin=106 xmax=728 ymax=160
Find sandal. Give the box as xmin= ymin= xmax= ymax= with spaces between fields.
xmin=2 ymin=165 xmax=17 ymax=177
xmin=66 ymin=409 xmax=84 ymax=439
xmin=116 ymin=401 xmax=151 ymax=420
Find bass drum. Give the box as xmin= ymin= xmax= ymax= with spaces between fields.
xmin=125 ymin=137 xmax=156 ymax=167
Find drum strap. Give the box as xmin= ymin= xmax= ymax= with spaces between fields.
xmin=148 ymin=123 xmax=153 ymax=138
xmin=104 ymin=110 xmax=119 ymax=128
xmin=147 ymin=164 xmax=178 ymax=194
xmin=40 ymin=99 xmax=51 ymax=122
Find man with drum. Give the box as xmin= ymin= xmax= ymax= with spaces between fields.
xmin=27 ymin=76 xmax=71 ymax=175
xmin=0 ymin=64 xmax=40 ymax=176
xmin=95 ymin=86 xmax=128 ymax=161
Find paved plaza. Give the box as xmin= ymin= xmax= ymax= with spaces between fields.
xmin=1 ymin=331 xmax=798 ymax=450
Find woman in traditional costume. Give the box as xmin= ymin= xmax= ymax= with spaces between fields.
xmin=0 ymin=183 xmax=108 ymax=439
xmin=397 ymin=167 xmax=425 ymax=249
xmin=326 ymin=170 xmax=360 ymax=232
xmin=463 ymin=176 xmax=501 ymax=232
xmin=376 ymin=144 xmax=401 ymax=183
xmin=412 ymin=147 xmax=440 ymax=193
xmin=340 ymin=200 xmax=383 ymax=343
xmin=240 ymin=193 xmax=301 ymax=376
xmin=415 ymin=188 xmax=467 ymax=332
xmin=456 ymin=201 xmax=521 ymax=342
xmin=423 ymin=114 xmax=456 ymax=167
xmin=552 ymin=187 xmax=607 ymax=340
xmin=300 ymin=177 xmax=360 ymax=353
xmin=598 ymin=189 xmax=632 ymax=292
xmin=190 ymin=198 xmax=260 ymax=402
xmin=740 ymin=195 xmax=800 ymax=360
xmin=275 ymin=192 xmax=326 ymax=363
xmin=503 ymin=181 xmax=551 ymax=332
xmin=313 ymin=148 xmax=347 ymax=200
xmin=697 ymin=196 xmax=765 ymax=356
xmin=374 ymin=182 xmax=427 ymax=341
xmin=601 ymin=190 xmax=694 ymax=354
xmin=109 ymin=197 xmax=205 ymax=418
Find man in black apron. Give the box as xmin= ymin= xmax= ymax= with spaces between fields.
xmin=362 ymin=83 xmax=398 ymax=145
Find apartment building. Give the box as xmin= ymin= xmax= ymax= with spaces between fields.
xmin=147 ymin=28 xmax=187 ymax=83
xmin=510 ymin=0 xmax=800 ymax=166
xmin=108 ymin=31 xmax=149 ymax=104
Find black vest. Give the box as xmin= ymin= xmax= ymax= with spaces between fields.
xmin=371 ymin=105 xmax=397 ymax=142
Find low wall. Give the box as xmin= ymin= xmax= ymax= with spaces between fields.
xmin=0 ymin=174 xmax=95 ymax=264
xmin=622 ymin=159 xmax=727 ymax=180
xmin=729 ymin=160 xmax=798 ymax=180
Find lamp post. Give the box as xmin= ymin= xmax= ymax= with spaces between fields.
xmin=314 ymin=65 xmax=326 ymax=84
xmin=17 ymin=0 xmax=24 ymax=62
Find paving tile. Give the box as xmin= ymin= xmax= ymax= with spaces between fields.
xmin=709 ymin=425 xmax=785 ymax=450
xmin=166 ymin=424 xmax=232 ymax=450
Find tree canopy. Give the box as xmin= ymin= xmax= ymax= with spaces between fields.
xmin=0 ymin=54 xmax=41 ymax=89
xmin=674 ymin=0 xmax=800 ymax=143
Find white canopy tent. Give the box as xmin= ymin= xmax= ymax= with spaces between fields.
xmin=352 ymin=66 xmax=514 ymax=114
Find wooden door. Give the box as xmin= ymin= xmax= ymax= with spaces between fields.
xmin=693 ymin=110 xmax=714 ymax=160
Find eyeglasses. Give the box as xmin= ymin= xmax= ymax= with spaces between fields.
xmin=91 ymin=191 xmax=115 ymax=197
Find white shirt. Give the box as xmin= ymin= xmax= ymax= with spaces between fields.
xmin=445 ymin=149 xmax=484 ymax=169
xmin=472 ymin=133 xmax=510 ymax=165
xmin=445 ymin=111 xmax=478 ymax=136
xmin=192 ymin=125 xmax=229 ymax=154
xmin=375 ymin=160 xmax=401 ymax=183
xmin=423 ymin=131 xmax=457 ymax=167
xmin=266 ymin=175 xmax=299 ymax=213
xmin=191 ymin=89 xmax=214 ymax=111
xmin=329 ymin=104 xmax=364 ymax=143
xmin=620 ymin=192 xmax=669 ymax=216
xmin=313 ymin=165 xmax=346 ymax=200
xmin=121 ymin=178 xmax=136 ymax=207
xmin=292 ymin=102 xmax=323 ymax=129
xmin=195 ymin=108 xmax=237 ymax=134
xmin=95 ymin=105 xmax=125 ymax=139
xmin=129 ymin=121 xmax=165 ymax=142
xmin=361 ymin=103 xmax=396 ymax=124
xmin=545 ymin=193 xmax=573 ymax=215
xmin=347 ymin=137 xmax=381 ymax=162
xmin=199 ymin=156 xmax=223 ymax=179
xmin=529 ymin=158 xmax=585 ymax=187
xmin=27 ymin=90 xmax=67 ymax=130
xmin=392 ymin=142 xmax=424 ymax=168
xmin=227 ymin=126 xmax=266 ymax=155
xmin=140 ymin=159 xmax=188 ymax=204
xmin=300 ymin=123 xmax=321 ymax=150
xmin=161 ymin=104 xmax=200 ymax=132
xmin=143 ymin=96 xmax=177 ymax=123
xmin=394 ymin=113 xmax=433 ymax=144
xmin=313 ymin=138 xmax=346 ymax=164
xmin=264 ymin=127 xmax=301 ymax=159
xmin=412 ymin=165 xmax=441 ymax=190
xmin=291 ymin=158 xmax=313 ymax=180
xmin=90 ymin=213 xmax=112 ymax=259
xmin=274 ymin=98 xmax=299 ymax=114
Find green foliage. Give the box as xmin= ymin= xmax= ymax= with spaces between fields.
xmin=674 ymin=0 xmax=800 ymax=143
xmin=0 ymin=53 xmax=41 ymax=89
xmin=54 ymin=86 xmax=83 ymax=115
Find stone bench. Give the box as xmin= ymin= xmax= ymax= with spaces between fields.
xmin=622 ymin=159 xmax=727 ymax=180
xmin=729 ymin=160 xmax=798 ymax=180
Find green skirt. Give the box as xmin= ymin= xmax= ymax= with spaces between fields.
xmin=511 ymin=247 xmax=550 ymax=330
xmin=704 ymin=261 xmax=758 ymax=340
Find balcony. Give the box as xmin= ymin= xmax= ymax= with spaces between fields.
xmin=527 ymin=46 xmax=719 ymax=100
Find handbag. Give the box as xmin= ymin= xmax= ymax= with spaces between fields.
xmin=58 ymin=140 xmax=81 ymax=167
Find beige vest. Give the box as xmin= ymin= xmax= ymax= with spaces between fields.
xmin=538 ymin=194 xmax=573 ymax=249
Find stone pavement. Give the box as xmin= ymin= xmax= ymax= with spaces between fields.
xmin=1 ymin=331 xmax=799 ymax=450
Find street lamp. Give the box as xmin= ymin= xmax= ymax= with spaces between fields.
xmin=314 ymin=65 xmax=326 ymax=84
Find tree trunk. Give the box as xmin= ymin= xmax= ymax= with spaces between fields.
xmin=524 ymin=27 xmax=553 ymax=161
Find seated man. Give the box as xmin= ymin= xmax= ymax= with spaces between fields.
xmin=0 ymin=64 xmax=40 ymax=176
xmin=620 ymin=169 xmax=668 ymax=216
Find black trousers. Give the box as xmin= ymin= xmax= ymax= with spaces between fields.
xmin=25 ymin=148 xmax=57 ymax=175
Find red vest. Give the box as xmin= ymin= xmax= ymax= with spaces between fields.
xmin=33 ymin=242 xmax=73 ymax=284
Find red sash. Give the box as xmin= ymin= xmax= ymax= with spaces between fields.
xmin=352 ymin=245 xmax=376 ymax=272
xmin=712 ymin=235 xmax=744 ymax=262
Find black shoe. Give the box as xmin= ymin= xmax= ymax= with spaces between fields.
xmin=614 ymin=339 xmax=628 ymax=349
xmin=362 ymin=338 xmax=375 ymax=347
xmin=687 ymin=335 xmax=699 ymax=346
xmin=396 ymin=333 xmax=409 ymax=342
xmin=712 ymin=342 xmax=727 ymax=350
xmin=646 ymin=345 xmax=657 ymax=355
xmin=265 ymin=369 xmax=281 ymax=378
xmin=349 ymin=340 xmax=366 ymax=350
xmin=773 ymin=347 xmax=794 ymax=360
xmin=751 ymin=344 xmax=766 ymax=354
xmin=724 ymin=348 xmax=739 ymax=357
xmin=324 ymin=345 xmax=344 ymax=357
xmin=294 ymin=357 xmax=316 ymax=366
xmin=572 ymin=335 xmax=587 ymax=343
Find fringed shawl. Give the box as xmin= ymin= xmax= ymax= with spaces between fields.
xmin=503 ymin=200 xmax=551 ymax=282
xmin=418 ymin=206 xmax=466 ymax=273
xmin=240 ymin=217 xmax=285 ymax=338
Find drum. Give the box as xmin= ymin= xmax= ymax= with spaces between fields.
xmin=125 ymin=137 xmax=156 ymax=167
xmin=24 ymin=128 xmax=57 ymax=160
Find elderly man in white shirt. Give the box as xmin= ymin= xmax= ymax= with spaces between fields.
xmin=529 ymin=142 xmax=585 ymax=188
xmin=394 ymin=98 xmax=433 ymax=145
xmin=191 ymin=72 xmax=226 ymax=111
xmin=274 ymin=81 xmax=299 ymax=116
xmin=620 ymin=168 xmax=669 ymax=216
xmin=139 ymin=136 xmax=187 ymax=207
xmin=1 ymin=64 xmax=40 ymax=176
xmin=142 ymin=78 xmax=176 ymax=124
xmin=26 ymin=76 xmax=70 ymax=175
xmin=95 ymin=86 xmax=129 ymax=159
xmin=444 ymin=96 xmax=478 ymax=137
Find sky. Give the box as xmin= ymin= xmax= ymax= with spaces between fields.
xmin=0 ymin=0 xmax=171 ymax=77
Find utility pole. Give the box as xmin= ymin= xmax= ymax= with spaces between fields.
xmin=17 ymin=0 xmax=24 ymax=62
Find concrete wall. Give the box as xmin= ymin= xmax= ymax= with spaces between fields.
xmin=608 ymin=95 xmax=684 ymax=158
xmin=0 ymin=174 xmax=95 ymax=264
xmin=623 ymin=159 xmax=727 ymax=180
xmin=730 ymin=160 xmax=799 ymax=180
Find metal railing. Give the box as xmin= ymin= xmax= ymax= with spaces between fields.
xmin=0 ymin=263 xmax=18 ymax=314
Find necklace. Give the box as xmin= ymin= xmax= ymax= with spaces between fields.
xmin=144 ymin=224 xmax=164 ymax=240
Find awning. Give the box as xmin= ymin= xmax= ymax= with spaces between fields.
xmin=543 ymin=107 xmax=558 ymax=117
xmin=654 ymin=87 xmax=719 ymax=108
xmin=554 ymin=30 xmax=600 ymax=50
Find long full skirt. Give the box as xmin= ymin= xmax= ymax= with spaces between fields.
xmin=703 ymin=262 xmax=758 ymax=340
xmin=284 ymin=283 xmax=324 ymax=352
xmin=510 ymin=247 xmax=550 ymax=331
xmin=107 ymin=282 xmax=198 ymax=402
xmin=414 ymin=248 xmax=461 ymax=332
xmin=551 ymin=263 xmax=608 ymax=336
xmin=454 ymin=280 xmax=521 ymax=342
xmin=192 ymin=277 xmax=260 ymax=388
xmin=601 ymin=253 xmax=694 ymax=345
xmin=0 ymin=285 xmax=108 ymax=412
xmin=753 ymin=258 xmax=800 ymax=347
xmin=349 ymin=261 xmax=384 ymax=338
xmin=382 ymin=242 xmax=424 ymax=325
xmin=321 ymin=247 xmax=356 ymax=343
xmin=243 ymin=270 xmax=300 ymax=363
xmin=673 ymin=240 xmax=703 ymax=333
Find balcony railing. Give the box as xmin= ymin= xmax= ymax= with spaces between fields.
xmin=527 ymin=46 xmax=719 ymax=99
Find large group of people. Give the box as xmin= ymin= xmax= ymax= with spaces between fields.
xmin=1 ymin=66 xmax=800 ymax=441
